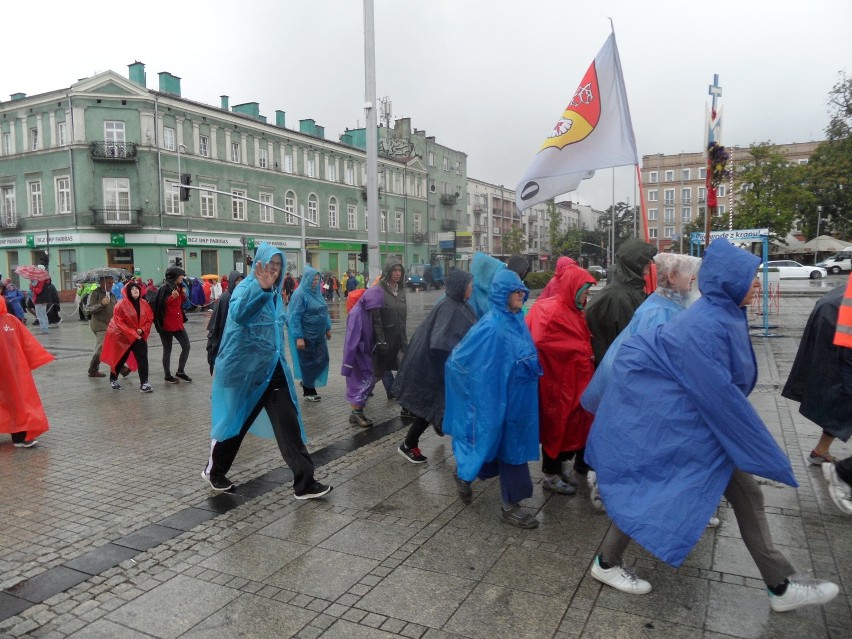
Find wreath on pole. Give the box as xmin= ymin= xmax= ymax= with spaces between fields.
xmin=707 ymin=142 xmax=731 ymax=188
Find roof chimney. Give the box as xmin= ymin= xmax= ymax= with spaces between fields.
xmin=10 ymin=92 xmax=26 ymax=101
xmin=220 ymin=95 xmax=229 ymax=110
xmin=128 ymin=61 xmax=146 ymax=87
xmin=275 ymin=110 xmax=286 ymax=128
xmin=157 ymin=71 xmax=181 ymax=97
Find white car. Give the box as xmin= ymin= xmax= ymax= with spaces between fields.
xmin=765 ymin=260 xmax=827 ymax=279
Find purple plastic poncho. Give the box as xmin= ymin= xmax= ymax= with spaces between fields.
xmin=341 ymin=285 xmax=384 ymax=405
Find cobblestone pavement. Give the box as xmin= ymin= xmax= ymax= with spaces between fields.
xmin=1 ymin=280 xmax=850 ymax=638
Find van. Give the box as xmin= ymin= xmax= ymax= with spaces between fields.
xmin=405 ymin=264 xmax=444 ymax=291
xmin=816 ymin=249 xmax=852 ymax=274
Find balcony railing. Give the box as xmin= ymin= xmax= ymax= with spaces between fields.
xmin=0 ymin=214 xmax=20 ymax=230
xmin=411 ymin=232 xmax=425 ymax=244
xmin=440 ymin=193 xmax=459 ymax=206
xmin=473 ymin=224 xmax=485 ymax=233
xmin=90 ymin=141 xmax=138 ymax=161
xmin=473 ymin=204 xmax=486 ymax=214
xmin=440 ymin=219 xmax=458 ymax=231
xmin=527 ymin=213 xmax=538 ymax=223
xmin=90 ymin=208 xmax=143 ymax=227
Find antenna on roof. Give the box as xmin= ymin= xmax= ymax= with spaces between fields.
xmin=380 ymin=96 xmax=392 ymax=128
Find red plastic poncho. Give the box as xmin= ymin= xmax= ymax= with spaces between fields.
xmin=101 ymin=295 xmax=153 ymax=374
xmin=526 ymin=266 xmax=596 ymax=458
xmin=0 ymin=296 xmax=54 ymax=440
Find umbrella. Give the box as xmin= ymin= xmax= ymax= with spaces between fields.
xmin=73 ymin=267 xmax=131 ymax=284
xmin=200 ymin=274 xmax=220 ymax=280
xmin=15 ymin=265 xmax=50 ymax=281
xmin=796 ymin=235 xmax=852 ymax=253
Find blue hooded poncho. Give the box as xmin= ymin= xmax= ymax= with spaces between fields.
xmin=210 ymin=243 xmax=306 ymax=443
xmin=585 ymin=238 xmax=796 ymax=567
xmin=469 ymin=252 xmax=507 ymax=319
xmin=444 ymin=269 xmax=542 ymax=482
xmin=286 ymin=266 xmax=332 ymax=389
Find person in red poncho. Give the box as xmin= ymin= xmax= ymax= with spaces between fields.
xmin=101 ymin=280 xmax=155 ymax=392
xmin=0 ymin=295 xmax=54 ymax=447
xmin=526 ymin=264 xmax=597 ymax=495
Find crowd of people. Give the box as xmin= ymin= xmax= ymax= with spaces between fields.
xmin=2 ymin=237 xmax=849 ymax=615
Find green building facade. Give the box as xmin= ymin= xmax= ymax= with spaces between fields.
xmin=0 ymin=64 xmax=428 ymax=295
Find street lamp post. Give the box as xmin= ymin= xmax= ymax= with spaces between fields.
xmin=815 ymin=205 xmax=822 ymax=265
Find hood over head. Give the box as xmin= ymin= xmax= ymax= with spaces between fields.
xmin=698 ymin=238 xmax=760 ymax=306
xmin=249 ymin=242 xmax=285 ymax=290
xmin=507 ymin=255 xmax=531 ymax=280
xmin=556 ymin=266 xmax=597 ymax=311
xmin=300 ymin=266 xmax=325 ymax=297
xmin=381 ymin=258 xmax=405 ymax=282
xmin=445 ymin=269 xmax=473 ymax=302
xmin=226 ymin=270 xmax=243 ymax=292
xmin=613 ymin=238 xmax=657 ymax=287
xmin=553 ymin=256 xmax=578 ymax=277
xmin=489 ymin=268 xmax=529 ymax=314
xmin=124 ymin=280 xmax=143 ymax=298
xmin=655 ymin=253 xmax=702 ymax=302
xmin=165 ymin=266 xmax=186 ymax=281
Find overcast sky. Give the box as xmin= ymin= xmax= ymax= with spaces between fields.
xmin=2 ymin=0 xmax=849 ymax=211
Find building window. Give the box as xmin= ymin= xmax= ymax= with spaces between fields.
xmin=414 ymin=177 xmax=422 ymax=197
xmin=698 ymin=186 xmax=707 ymax=203
xmin=664 ymin=208 xmax=675 ymax=223
xmin=413 ymin=212 xmax=422 ymax=233
xmin=380 ymin=209 xmax=387 ymax=232
xmin=347 ymin=204 xmax=357 ymax=230
xmin=30 ymin=129 xmax=38 ymax=151
xmin=165 ymin=179 xmax=181 ymax=215
xmin=648 ymin=227 xmax=658 ymax=239
xmin=345 ymin=163 xmax=354 ymax=185
xmin=163 ymin=126 xmax=176 ymax=151
xmin=199 ymin=135 xmax=209 ymax=157
xmin=2 ymin=185 xmax=16 ymax=224
xmin=648 ymin=208 xmax=658 ymax=221
xmin=307 ymin=195 xmax=318 ymax=225
xmin=364 ymin=210 xmax=369 ymax=231
xmin=328 ymin=197 xmax=338 ymax=228
xmin=28 ymin=181 xmax=43 ymax=216
xmin=681 ymin=187 xmax=691 ymax=204
xmin=57 ymin=122 xmax=66 ymax=147
xmin=285 ymin=191 xmax=296 ymax=225
xmin=649 ymin=171 xmax=658 ymax=183
xmin=648 ymin=190 xmax=658 ymax=202
xmin=718 ymin=184 xmax=726 ymax=197
xmin=102 ymin=178 xmax=130 ymax=223
xmin=698 ymin=167 xmax=707 ymax=180
xmin=664 ymin=189 xmax=675 ymax=205
xmin=55 ymin=177 xmax=71 ymax=215
xmin=230 ymin=143 xmax=241 ymax=163
xmin=259 ymin=192 xmax=273 ymax=223
xmin=307 ymin=155 xmax=316 ymax=178
xmin=682 ymin=207 xmax=691 ymax=222
xmin=2 ymin=132 xmax=11 ymax=155
xmin=665 ymin=170 xmax=674 ymax=182
xmin=394 ymin=210 xmax=403 ymax=233
xmin=683 ymin=168 xmax=691 ymax=180
xmin=104 ymin=121 xmax=126 ymax=156
xmin=443 ymin=156 xmax=449 ymax=171
xmin=200 ymin=184 xmax=216 ymax=218
xmin=718 ymin=204 xmax=726 ymax=216
xmin=428 ymin=151 xmax=434 ymax=166
xmin=698 ymin=206 xmax=706 ymax=218
xmin=664 ymin=226 xmax=675 ymax=238
xmin=284 ymin=152 xmax=293 ymax=174
xmin=326 ymin=160 xmax=336 ymax=182
xmin=258 ymin=147 xmax=268 ymax=169
xmin=429 ymin=231 xmax=436 ymax=245
xmin=429 ymin=204 xmax=436 ymax=220
xmin=231 ymin=189 xmax=247 ymax=220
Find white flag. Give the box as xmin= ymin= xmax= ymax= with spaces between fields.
xmin=516 ymin=33 xmax=638 ymax=211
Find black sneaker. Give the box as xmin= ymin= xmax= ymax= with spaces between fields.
xmin=201 ymin=470 xmax=234 ymax=492
xmin=398 ymin=443 xmax=428 ymax=464
xmin=110 ymin=380 xmax=122 ymax=390
xmin=456 ymin=475 xmax=473 ymax=504
xmin=164 ymin=375 xmax=180 ymax=384
xmin=175 ymin=372 xmax=192 ymax=383
xmin=294 ymin=482 xmax=333 ymax=500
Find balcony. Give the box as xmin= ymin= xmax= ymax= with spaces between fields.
xmin=0 ymin=214 xmax=20 ymax=231
xmin=440 ymin=193 xmax=459 ymax=206
xmin=473 ymin=204 xmax=486 ymax=214
xmin=90 ymin=141 xmax=138 ymax=162
xmin=527 ymin=213 xmax=538 ymax=223
xmin=411 ymin=232 xmax=425 ymax=244
xmin=440 ymin=219 xmax=458 ymax=231
xmin=90 ymin=208 xmax=143 ymax=228
xmin=473 ymin=224 xmax=485 ymax=233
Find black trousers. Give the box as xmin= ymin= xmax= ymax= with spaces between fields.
xmin=837 ymin=455 xmax=852 ymax=485
xmin=542 ymin=448 xmax=589 ymax=475
xmin=11 ymin=432 xmax=27 ymax=443
xmin=404 ymin=416 xmax=430 ymax=449
xmin=207 ymin=380 xmax=315 ymax=494
xmin=159 ymin=328 xmax=190 ymax=375
xmin=110 ymin=340 xmax=149 ymax=384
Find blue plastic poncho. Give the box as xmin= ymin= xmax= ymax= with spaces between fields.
xmin=210 ymin=243 xmax=306 ymax=443
xmin=469 ymin=252 xmax=507 ymax=319
xmin=585 ymin=238 xmax=796 ymax=567
xmin=286 ymin=266 xmax=331 ymax=389
xmin=444 ymin=269 xmax=542 ymax=482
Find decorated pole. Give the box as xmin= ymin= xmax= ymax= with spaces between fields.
xmin=704 ymin=74 xmax=730 ymax=250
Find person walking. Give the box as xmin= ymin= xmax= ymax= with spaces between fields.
xmin=1 ymin=280 xmax=26 ymax=322
xmin=584 ymin=239 xmax=839 ymax=612
xmin=85 ymin=276 xmax=118 ymax=378
xmin=346 ymin=270 xmax=358 ymax=297
xmin=283 ymin=271 xmax=296 ymax=303
xmin=202 ymin=243 xmax=332 ymax=500
xmin=287 ymin=266 xmax=332 ymax=402
xmin=153 ymin=267 xmax=192 ymax=384
xmin=29 ymin=270 xmax=53 ymax=334
xmin=393 ymin=270 xmax=476 ymax=463
xmin=371 ymin=259 xmax=408 ymax=400
xmin=341 ymin=285 xmax=384 ymax=427
xmin=526 ymin=263 xmax=596 ymax=496
xmin=101 ymin=280 xmax=154 ymax=392
xmin=444 ymin=269 xmax=543 ymax=528
xmin=0 ymin=295 xmax=54 ymax=448
xmin=206 ymin=270 xmax=243 ymax=375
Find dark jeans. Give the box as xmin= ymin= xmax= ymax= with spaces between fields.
xmin=404 ymin=416 xmax=430 ymax=449
xmin=837 ymin=456 xmax=852 ymax=485
xmin=109 ymin=340 xmax=149 ymax=384
xmin=478 ymin=460 xmax=533 ymax=505
xmin=207 ymin=379 xmax=316 ymax=494
xmin=159 ymin=328 xmax=190 ymax=376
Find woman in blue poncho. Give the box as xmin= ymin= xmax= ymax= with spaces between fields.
xmin=201 ymin=243 xmax=332 ymax=500
xmin=585 ymin=238 xmax=838 ymax=613
xmin=287 ymin=266 xmax=332 ymax=402
xmin=444 ymin=269 xmax=542 ymax=529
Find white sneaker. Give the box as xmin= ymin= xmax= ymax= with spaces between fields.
xmin=588 ymin=471 xmax=604 ymax=510
xmin=768 ymin=579 xmax=839 ymax=612
xmin=590 ymin=555 xmax=652 ymax=594
xmin=13 ymin=439 xmax=39 ymax=448
xmin=707 ymin=516 xmax=721 ymax=528
xmin=823 ymin=462 xmax=852 ymax=515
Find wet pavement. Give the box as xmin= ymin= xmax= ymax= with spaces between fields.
xmin=1 ymin=277 xmax=850 ymax=639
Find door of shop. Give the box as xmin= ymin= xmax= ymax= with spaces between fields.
xmin=200 ymin=250 xmax=218 ymax=277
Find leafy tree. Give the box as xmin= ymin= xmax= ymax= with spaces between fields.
xmin=502 ymin=225 xmax=527 ymax=256
xmin=598 ymin=201 xmax=639 ymax=255
xmin=546 ymin=200 xmax=562 ymax=254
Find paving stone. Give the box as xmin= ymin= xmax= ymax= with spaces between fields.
xmin=179 ymin=593 xmax=315 ymax=638
xmin=6 ymin=567 xmax=90 ymax=604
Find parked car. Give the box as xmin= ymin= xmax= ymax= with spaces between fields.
xmin=816 ymin=249 xmax=852 ymax=274
xmin=587 ymin=265 xmax=606 ymax=280
xmin=765 ymin=260 xmax=827 ymax=279
xmin=406 ymin=264 xmax=444 ymax=291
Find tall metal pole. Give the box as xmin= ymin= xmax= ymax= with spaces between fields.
xmin=611 ymin=168 xmax=616 ymax=263
xmin=364 ymin=0 xmax=381 ymax=282
xmin=300 ymin=204 xmax=307 ymax=270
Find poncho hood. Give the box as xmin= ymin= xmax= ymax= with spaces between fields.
xmin=699 ymin=238 xmax=759 ymax=308
xmin=445 ymin=269 xmax=473 ymax=303
xmin=300 ymin=266 xmax=325 ymax=301
xmin=556 ymin=266 xmax=596 ymax=311
xmin=381 ymin=258 xmax=405 ymax=283
xmin=226 ymin=270 xmax=242 ymax=292
xmin=470 ymin=252 xmax=507 ymax=318
xmin=251 ymin=242 xmax=285 ymax=291
xmin=489 ymin=269 xmax=528 ymax=316
xmin=612 ymin=238 xmax=657 ymax=288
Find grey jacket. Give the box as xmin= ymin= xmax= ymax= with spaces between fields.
xmin=86 ymin=286 xmax=117 ymax=332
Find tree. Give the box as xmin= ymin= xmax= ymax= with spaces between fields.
xmin=546 ymin=200 xmax=562 ymax=254
xmin=502 ymin=225 xmax=526 ymax=256
xmin=598 ymin=201 xmax=639 ymax=254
